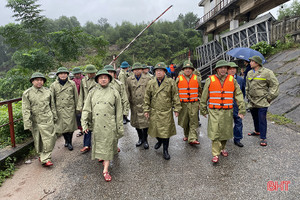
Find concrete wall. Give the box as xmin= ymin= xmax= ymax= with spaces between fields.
xmin=202 ymin=0 xmax=210 ymax=15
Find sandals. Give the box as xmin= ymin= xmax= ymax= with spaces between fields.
xmin=260 ymin=139 xmax=267 ymax=146
xmin=80 ymin=146 xmax=90 ymax=153
xmin=103 ymin=172 xmax=112 ymax=182
xmin=248 ymin=131 xmax=260 ymax=136
xmin=183 ymin=137 xmax=188 ymax=141
xmin=189 ymin=140 xmax=200 ymax=145
xmin=221 ymin=150 xmax=228 ymax=157
xmin=212 ymin=156 xmax=219 ymax=163
xmin=76 ymin=131 xmax=83 ymax=137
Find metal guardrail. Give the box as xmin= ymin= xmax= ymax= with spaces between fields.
xmin=0 ymin=98 xmax=22 ymax=148
xmin=196 ymin=0 xmax=234 ymax=28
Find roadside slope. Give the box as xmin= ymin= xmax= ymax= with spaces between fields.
xmin=264 ymin=48 xmax=300 ymax=126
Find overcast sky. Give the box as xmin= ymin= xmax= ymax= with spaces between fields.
xmin=0 ymin=0 xmax=289 ymax=27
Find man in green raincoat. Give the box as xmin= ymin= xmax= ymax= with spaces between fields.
xmin=77 ymin=64 xmax=98 ymax=153
xmin=81 ymin=69 xmax=123 ymax=182
xmin=176 ymin=60 xmax=202 ymax=145
xmin=22 ymin=72 xmax=57 ymax=167
xmin=200 ymin=60 xmax=245 ymax=163
xmin=144 ymin=62 xmax=182 ymax=160
xmin=126 ymin=62 xmax=151 ymax=149
xmin=50 ymin=67 xmax=78 ymax=151
xmin=104 ymin=65 xmax=130 ymax=125
xmin=118 ymin=61 xmax=132 ymax=123
xmin=142 ymin=64 xmax=153 ymax=78
xmin=118 ymin=61 xmax=132 ymax=86
xmin=246 ymin=56 xmax=279 ymax=146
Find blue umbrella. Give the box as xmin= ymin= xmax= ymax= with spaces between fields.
xmin=226 ymin=47 xmax=266 ymax=64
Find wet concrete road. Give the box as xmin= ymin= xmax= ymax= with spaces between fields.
xmin=0 ymin=114 xmax=299 ymax=199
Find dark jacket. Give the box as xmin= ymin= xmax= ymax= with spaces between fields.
xmin=233 ymin=74 xmax=245 ymax=116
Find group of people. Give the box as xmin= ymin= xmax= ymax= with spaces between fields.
xmin=22 ymin=55 xmax=279 ymax=182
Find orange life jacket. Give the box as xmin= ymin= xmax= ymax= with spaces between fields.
xmin=208 ymin=75 xmax=234 ymax=109
xmin=170 ymin=64 xmax=175 ymax=72
xmin=178 ymin=74 xmax=199 ymax=102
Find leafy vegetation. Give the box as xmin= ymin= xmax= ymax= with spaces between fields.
xmin=251 ymin=34 xmax=300 ymax=58
xmin=0 ymin=157 xmax=16 ymax=186
xmin=267 ymin=112 xmax=294 ymax=125
xmin=272 ymin=34 xmax=299 ymax=53
xmin=251 ymin=41 xmax=274 ymax=55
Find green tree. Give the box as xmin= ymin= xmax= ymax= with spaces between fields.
xmin=1 ymin=0 xmax=46 ymax=50
xmin=177 ymin=12 xmax=199 ymax=29
xmin=0 ymin=66 xmax=32 ymax=99
xmin=6 ymin=0 xmax=45 ymax=30
xmin=83 ymin=21 xmax=101 ymax=36
xmin=0 ymin=23 xmax=32 ymax=49
xmin=97 ymin=18 xmax=110 ymax=32
xmin=12 ymin=48 xmax=54 ymax=72
xmin=86 ymin=35 xmax=109 ymax=67
xmin=278 ymin=0 xmax=300 ymax=20
xmin=56 ymin=16 xmax=81 ymax=30
xmin=48 ymin=28 xmax=87 ymax=63
xmin=0 ymin=35 xmax=14 ymax=68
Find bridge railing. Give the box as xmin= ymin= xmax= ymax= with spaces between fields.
xmin=0 ymin=98 xmax=22 ymax=148
xmin=196 ymin=0 xmax=235 ymax=28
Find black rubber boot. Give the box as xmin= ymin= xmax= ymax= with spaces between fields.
xmin=67 ymin=132 xmax=73 ymax=151
xmin=63 ymin=133 xmax=68 ymax=147
xmin=154 ymin=137 xmax=162 ymax=149
xmin=136 ymin=129 xmax=143 ymax=147
xmin=123 ymin=115 xmax=127 ymax=124
xmin=143 ymin=128 xmax=149 ymax=149
xmin=163 ymin=138 xmax=170 ymax=160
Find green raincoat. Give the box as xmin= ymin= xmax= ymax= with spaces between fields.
xmin=246 ymin=67 xmax=279 ymax=108
xmin=77 ymin=76 xmax=97 ymax=111
xmin=126 ymin=73 xmax=151 ymax=129
xmin=200 ymin=74 xmax=246 ymax=141
xmin=22 ymin=86 xmax=57 ymax=163
xmin=144 ymin=76 xmax=182 ymax=138
xmin=118 ymin=69 xmax=132 ymax=87
xmin=81 ymin=84 xmax=124 ymax=161
xmin=50 ymin=79 xmax=78 ymax=134
xmin=110 ymin=78 xmax=129 ymax=116
xmin=176 ymin=74 xmax=202 ymax=142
